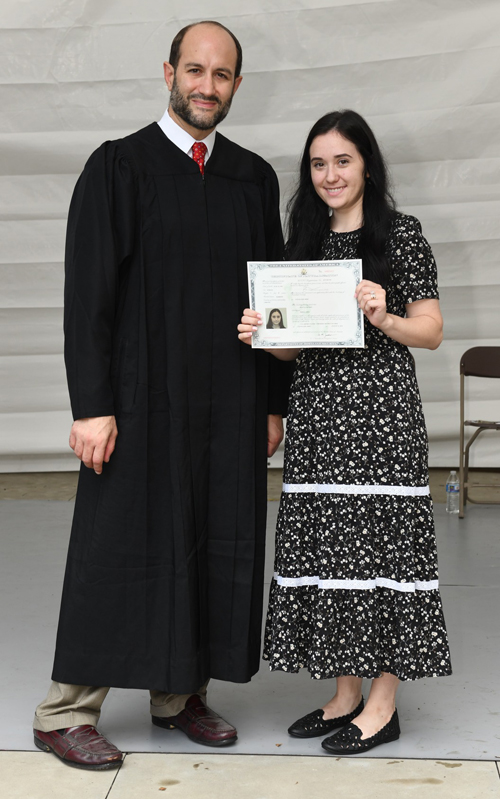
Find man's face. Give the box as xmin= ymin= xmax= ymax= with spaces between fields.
xmin=164 ymin=24 xmax=242 ymax=137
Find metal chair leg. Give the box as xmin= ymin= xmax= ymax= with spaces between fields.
xmin=459 ymin=373 xmax=465 ymax=518
xmin=463 ymin=428 xmax=486 ymax=510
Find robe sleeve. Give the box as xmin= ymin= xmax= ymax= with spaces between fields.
xmin=63 ymin=141 xmax=137 ymax=420
xmin=257 ymin=159 xmax=294 ymax=417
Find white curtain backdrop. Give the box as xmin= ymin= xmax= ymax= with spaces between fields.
xmin=1 ymin=0 xmax=499 ymax=471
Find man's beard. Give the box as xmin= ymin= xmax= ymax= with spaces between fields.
xmin=170 ymin=75 xmax=233 ymax=130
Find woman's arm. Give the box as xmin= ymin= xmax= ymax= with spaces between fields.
xmin=266 ymin=347 xmax=301 ymax=361
xmin=355 ymin=280 xmax=443 ymax=350
xmin=238 ymin=308 xmax=300 ymax=361
xmin=381 ymin=298 xmax=443 ymax=350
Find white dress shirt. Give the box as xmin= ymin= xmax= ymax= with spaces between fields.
xmin=157 ymin=108 xmax=216 ymax=163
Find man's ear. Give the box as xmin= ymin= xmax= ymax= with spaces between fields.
xmin=163 ymin=62 xmax=175 ymax=91
xmin=232 ymin=75 xmax=243 ymax=96
xmin=233 ymin=75 xmax=243 ymax=97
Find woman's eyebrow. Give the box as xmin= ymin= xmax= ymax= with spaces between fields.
xmin=310 ymin=153 xmax=352 ymax=161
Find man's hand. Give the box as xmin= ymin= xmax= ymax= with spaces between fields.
xmin=69 ymin=416 xmax=118 ymax=474
xmin=267 ymin=414 xmax=284 ymax=458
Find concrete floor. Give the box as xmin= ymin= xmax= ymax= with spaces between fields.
xmin=0 ymin=474 xmax=499 ymax=797
xmin=2 ymin=752 xmax=499 ymax=799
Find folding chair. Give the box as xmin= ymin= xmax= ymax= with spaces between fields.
xmin=459 ymin=346 xmax=500 ymax=518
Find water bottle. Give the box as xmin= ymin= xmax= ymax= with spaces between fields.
xmin=445 ymin=470 xmax=460 ymax=514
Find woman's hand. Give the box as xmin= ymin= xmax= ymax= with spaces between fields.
xmin=354 ymin=280 xmax=387 ymax=329
xmin=355 ymin=281 xmax=443 ymax=350
xmin=237 ymin=307 xmax=300 ymax=361
xmin=238 ymin=308 xmax=262 ymax=345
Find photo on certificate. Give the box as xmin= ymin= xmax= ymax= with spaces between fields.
xmin=265 ymin=307 xmax=287 ymax=329
xmin=247 ymin=260 xmax=364 ymax=349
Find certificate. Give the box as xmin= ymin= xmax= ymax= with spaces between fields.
xmin=247 ymin=260 xmax=364 ymax=349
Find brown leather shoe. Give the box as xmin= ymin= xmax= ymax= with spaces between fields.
xmin=152 ymin=694 xmax=237 ymax=747
xmin=34 ymin=725 xmax=123 ymax=770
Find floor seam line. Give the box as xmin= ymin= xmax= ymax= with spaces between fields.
xmin=104 ymin=754 xmax=125 ymax=798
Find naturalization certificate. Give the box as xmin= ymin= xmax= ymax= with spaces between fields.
xmin=247 ymin=260 xmax=364 ymax=349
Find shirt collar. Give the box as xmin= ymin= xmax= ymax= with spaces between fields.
xmin=157 ymin=108 xmax=216 ymax=162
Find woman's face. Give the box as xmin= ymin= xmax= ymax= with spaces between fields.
xmin=271 ymin=311 xmax=282 ymax=326
xmin=309 ymin=130 xmax=366 ymax=217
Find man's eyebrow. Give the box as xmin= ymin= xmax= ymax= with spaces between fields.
xmin=184 ymin=62 xmax=233 ymax=76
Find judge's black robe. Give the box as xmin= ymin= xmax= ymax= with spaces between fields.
xmin=52 ymin=123 xmax=291 ymax=692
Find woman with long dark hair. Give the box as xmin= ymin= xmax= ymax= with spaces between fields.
xmin=266 ymin=308 xmax=286 ymax=329
xmin=238 ymin=110 xmax=451 ymax=754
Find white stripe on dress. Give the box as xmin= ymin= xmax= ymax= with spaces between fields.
xmin=282 ymin=483 xmax=430 ymax=496
xmin=273 ymin=573 xmax=439 ymax=592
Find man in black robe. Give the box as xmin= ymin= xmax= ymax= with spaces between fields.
xmin=33 ymin=21 xmax=290 ymax=769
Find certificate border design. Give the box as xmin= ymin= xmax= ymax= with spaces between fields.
xmin=248 ymin=260 xmax=364 ymax=349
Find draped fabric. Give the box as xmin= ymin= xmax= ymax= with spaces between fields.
xmin=1 ymin=0 xmax=499 ymax=470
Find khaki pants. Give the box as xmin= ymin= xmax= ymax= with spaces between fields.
xmin=33 ymin=680 xmax=209 ymax=733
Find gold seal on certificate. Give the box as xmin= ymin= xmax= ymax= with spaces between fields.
xmin=247 ymin=260 xmax=364 ymax=349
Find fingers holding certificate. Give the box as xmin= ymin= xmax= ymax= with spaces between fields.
xmin=247 ymin=260 xmax=364 ymax=349
xmin=238 ymin=308 xmax=262 ymax=344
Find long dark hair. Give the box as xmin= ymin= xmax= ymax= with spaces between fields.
xmin=266 ymin=308 xmax=285 ymax=329
xmin=286 ymin=110 xmax=396 ymax=287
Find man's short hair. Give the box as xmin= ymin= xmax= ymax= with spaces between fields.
xmin=169 ymin=20 xmax=243 ymax=79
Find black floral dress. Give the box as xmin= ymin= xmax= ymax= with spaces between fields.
xmin=263 ymin=214 xmax=452 ymax=681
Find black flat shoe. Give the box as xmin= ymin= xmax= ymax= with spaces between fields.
xmin=321 ymin=709 xmax=400 ymax=754
xmin=288 ymin=697 xmax=364 ymax=739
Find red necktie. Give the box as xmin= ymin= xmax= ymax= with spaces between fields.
xmin=192 ymin=142 xmax=208 ymax=176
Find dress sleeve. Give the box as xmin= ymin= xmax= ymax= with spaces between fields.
xmin=390 ymin=215 xmax=439 ymax=304
xmin=63 ymin=141 xmax=137 ymax=420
